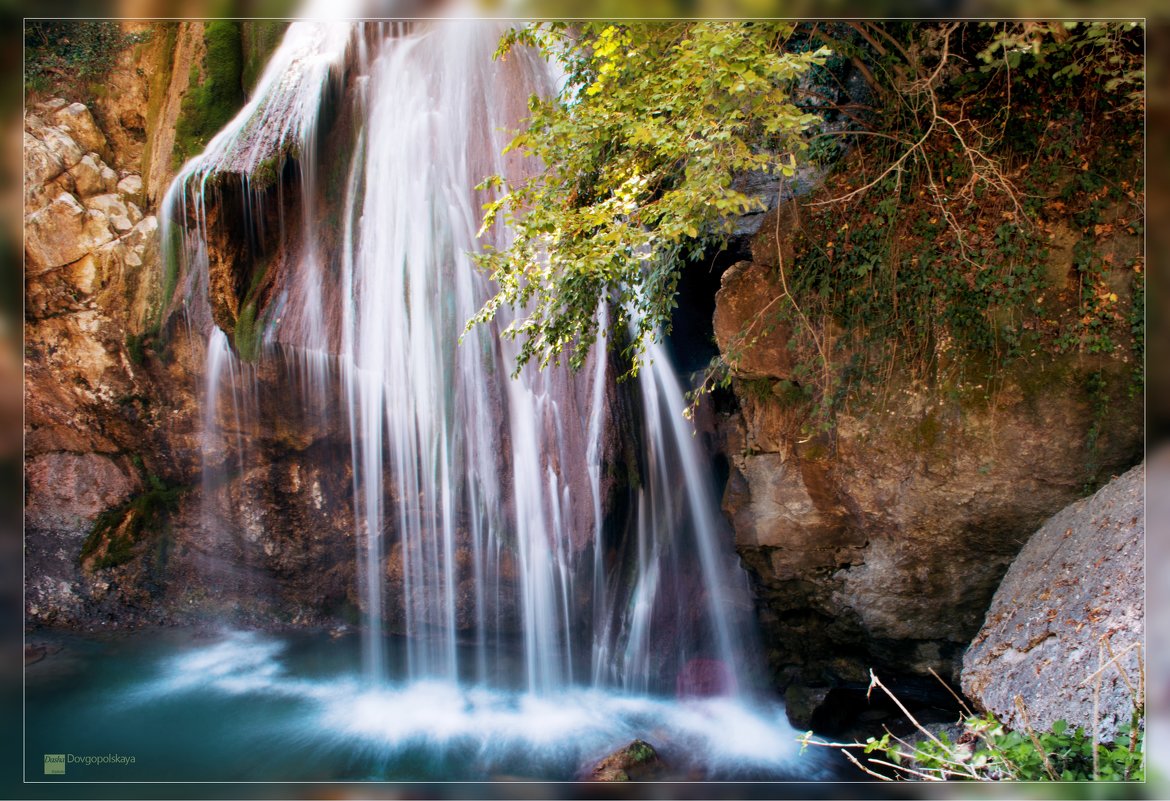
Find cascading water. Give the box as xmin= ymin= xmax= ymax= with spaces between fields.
xmin=125 ymin=15 xmax=829 ymax=780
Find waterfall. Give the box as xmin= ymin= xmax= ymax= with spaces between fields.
xmin=164 ymin=18 xmax=758 ymax=699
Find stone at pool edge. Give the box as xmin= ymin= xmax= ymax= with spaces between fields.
xmin=588 ymin=739 xmax=666 ymax=782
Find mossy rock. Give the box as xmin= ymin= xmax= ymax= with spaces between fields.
xmin=589 ymin=739 xmax=665 ymax=781
xmin=81 ymin=482 xmax=182 ymax=571
xmin=240 ymin=21 xmax=289 ymax=94
xmin=173 ymin=21 xmax=245 ymax=168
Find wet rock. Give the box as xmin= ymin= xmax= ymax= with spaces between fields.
xmin=25 ymin=192 xmax=115 ymax=272
xmin=962 ymin=463 xmax=1143 ymax=741
xmin=784 ymin=684 xmax=831 ymax=730
xmin=676 ymin=658 xmax=736 ymax=698
xmin=588 ymin=739 xmax=665 ymax=781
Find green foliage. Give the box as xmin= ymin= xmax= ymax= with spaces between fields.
xmin=471 ymin=22 xmax=829 ymax=377
xmin=173 ymin=21 xmax=245 ymax=167
xmin=471 ymin=20 xmax=1141 ymax=439
xmin=864 ymin=712 xmax=1145 ymax=782
xmin=973 ymin=21 xmax=1143 ymax=111
xmin=231 ymin=251 xmax=273 ymax=362
xmin=800 ymin=670 xmax=1145 ymax=784
xmin=125 ymin=332 xmax=147 ymax=366
xmin=82 ymin=476 xmax=182 ymax=571
xmin=24 ymin=22 xmax=150 ymax=99
xmin=240 ymin=21 xmax=289 ymax=94
xmin=1129 ymin=266 xmax=1144 ymax=393
xmin=706 ymin=20 xmax=1143 ymax=429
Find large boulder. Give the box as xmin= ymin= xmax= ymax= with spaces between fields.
xmin=70 ymin=153 xmax=118 ymax=198
xmin=961 ymin=464 xmax=1143 ymax=741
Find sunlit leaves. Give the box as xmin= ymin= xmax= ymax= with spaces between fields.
xmin=471 ymin=22 xmax=828 ymax=377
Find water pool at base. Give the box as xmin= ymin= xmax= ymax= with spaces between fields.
xmin=25 ymin=628 xmax=840 ymax=783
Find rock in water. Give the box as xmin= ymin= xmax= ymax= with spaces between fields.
xmin=961 ymin=464 xmax=1143 ymax=741
xmin=589 ymin=739 xmax=665 ymax=781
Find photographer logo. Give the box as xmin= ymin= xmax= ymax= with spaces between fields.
xmin=42 ymin=752 xmax=135 ymax=775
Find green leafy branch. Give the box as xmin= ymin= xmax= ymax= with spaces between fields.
xmin=469 ymin=22 xmax=829 ymax=378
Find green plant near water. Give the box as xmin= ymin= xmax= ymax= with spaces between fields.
xmin=870 ymin=712 xmax=1146 ymax=782
xmin=799 ymin=666 xmax=1144 ymax=783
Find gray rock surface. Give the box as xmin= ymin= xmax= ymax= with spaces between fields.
xmin=961 ymin=463 xmax=1143 ymax=741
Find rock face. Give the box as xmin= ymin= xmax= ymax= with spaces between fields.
xmin=25 ymin=453 xmax=139 ymax=532
xmin=961 ymin=464 xmax=1143 ymax=741
xmin=25 ymin=192 xmax=115 ymax=271
xmin=718 ymin=360 xmax=1141 ymax=698
xmin=713 ymin=260 xmax=793 ymax=379
xmin=23 ymin=28 xmax=373 ymax=633
xmin=23 ymin=95 xmax=187 ymax=627
xmin=23 ymin=23 xmax=332 ymax=631
xmin=711 ymin=208 xmax=1144 ymax=711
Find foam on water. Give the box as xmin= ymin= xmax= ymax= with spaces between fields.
xmin=117 ymin=630 xmax=827 ymax=779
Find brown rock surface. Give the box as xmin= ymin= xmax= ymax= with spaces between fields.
xmin=712 ymin=261 xmax=793 ymax=380
xmin=25 ymin=453 xmax=138 ymax=531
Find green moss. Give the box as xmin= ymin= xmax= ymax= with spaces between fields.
xmin=82 ymin=483 xmax=182 ymax=571
xmin=126 ymin=329 xmax=168 ymax=366
xmin=741 ymin=377 xmax=773 ymax=402
xmin=173 ymin=21 xmax=245 ymax=167
xmin=157 ymin=222 xmax=184 ymax=327
xmin=627 ymin=740 xmax=656 ymax=764
xmin=914 ymin=412 xmax=942 ymax=451
xmin=773 ymin=378 xmax=809 ymax=408
xmin=240 ymin=21 xmax=288 ymax=94
xmin=234 ymin=301 xmax=262 ymax=362
xmin=250 ymin=152 xmax=283 ymax=189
